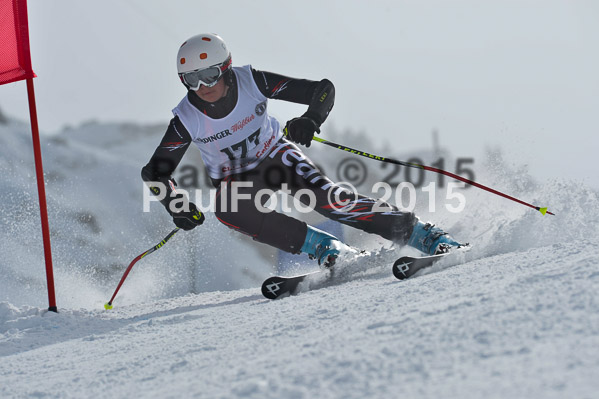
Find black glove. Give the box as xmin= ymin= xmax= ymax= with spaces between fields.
xmin=284 ymin=115 xmax=320 ymax=148
xmin=171 ymin=201 xmax=205 ymax=231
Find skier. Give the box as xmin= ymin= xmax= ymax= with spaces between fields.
xmin=142 ymin=33 xmax=464 ymax=267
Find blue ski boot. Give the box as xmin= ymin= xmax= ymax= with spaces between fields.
xmin=407 ymin=221 xmax=464 ymax=255
xmin=301 ymin=225 xmax=342 ymax=267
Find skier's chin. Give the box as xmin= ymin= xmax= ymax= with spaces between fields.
xmin=197 ymin=90 xmax=218 ymax=102
xmin=196 ymin=81 xmax=227 ymax=102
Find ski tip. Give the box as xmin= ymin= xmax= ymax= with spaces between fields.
xmin=392 ymin=257 xmax=413 ymax=280
xmin=261 ymin=276 xmax=286 ymax=300
xmin=104 ymin=302 xmax=113 ymax=310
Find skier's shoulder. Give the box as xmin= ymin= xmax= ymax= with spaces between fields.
xmin=231 ymin=64 xmax=254 ymax=82
xmin=232 ymin=65 xmax=267 ymax=100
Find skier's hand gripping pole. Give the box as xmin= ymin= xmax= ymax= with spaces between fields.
xmin=104 ymin=227 xmax=181 ymax=310
xmin=311 ymin=136 xmax=554 ymax=216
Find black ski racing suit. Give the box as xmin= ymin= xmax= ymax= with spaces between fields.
xmin=142 ymin=68 xmax=417 ymax=253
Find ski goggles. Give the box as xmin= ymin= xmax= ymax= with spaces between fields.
xmin=179 ymin=56 xmax=232 ymax=90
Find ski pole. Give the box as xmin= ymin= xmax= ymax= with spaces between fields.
xmin=104 ymin=227 xmax=180 ymax=309
xmin=312 ymin=136 xmax=554 ymax=216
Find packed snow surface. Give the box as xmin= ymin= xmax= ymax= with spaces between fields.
xmin=1 ymin=119 xmax=598 ymax=398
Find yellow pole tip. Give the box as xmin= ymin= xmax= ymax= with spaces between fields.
xmin=539 ymin=207 xmax=548 ymax=215
xmin=104 ymin=303 xmax=113 ymax=310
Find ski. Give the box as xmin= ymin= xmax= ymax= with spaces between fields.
xmin=392 ymin=244 xmax=471 ymax=280
xmin=392 ymin=253 xmax=451 ymax=280
xmin=261 ymin=271 xmax=324 ymax=299
xmin=261 ymin=247 xmax=367 ymax=299
xmin=262 ymin=248 xmax=469 ymax=299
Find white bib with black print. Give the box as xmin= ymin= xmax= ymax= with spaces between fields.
xmin=173 ymin=65 xmax=283 ymax=179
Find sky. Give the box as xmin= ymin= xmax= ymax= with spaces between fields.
xmin=1 ymin=0 xmax=598 ymax=188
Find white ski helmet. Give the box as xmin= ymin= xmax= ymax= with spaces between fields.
xmin=177 ymin=33 xmax=232 ymax=90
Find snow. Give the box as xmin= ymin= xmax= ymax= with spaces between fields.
xmin=1 ymin=117 xmax=598 ymax=398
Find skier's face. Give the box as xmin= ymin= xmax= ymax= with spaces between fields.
xmin=195 ymin=78 xmax=228 ymax=103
